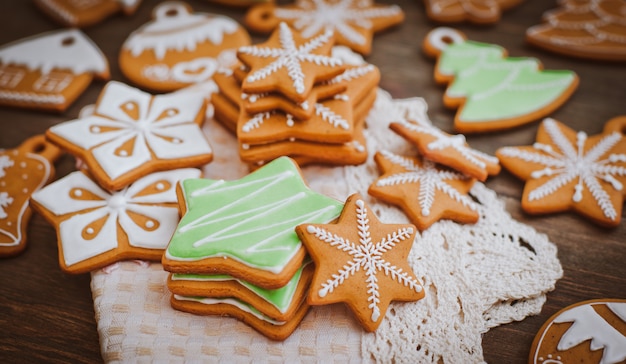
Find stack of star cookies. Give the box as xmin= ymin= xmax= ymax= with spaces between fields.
xmin=211 ymin=22 xmax=380 ymax=168
xmin=162 ymin=156 xmax=345 ymax=340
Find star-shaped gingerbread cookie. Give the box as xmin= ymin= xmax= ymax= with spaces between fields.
xmin=368 ymin=150 xmax=479 ymax=231
xmin=295 ymin=193 xmax=424 ymax=332
xmin=245 ymin=0 xmax=405 ymax=55
xmin=390 ymin=120 xmax=500 ymax=181
xmin=497 ymin=117 xmax=626 ymax=227
xmin=237 ymin=22 xmax=345 ymax=103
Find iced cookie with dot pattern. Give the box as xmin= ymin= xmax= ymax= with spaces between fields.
xmin=0 ymin=136 xmax=61 ymax=257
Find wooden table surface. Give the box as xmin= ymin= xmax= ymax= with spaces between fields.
xmin=0 ymin=0 xmax=624 ymax=363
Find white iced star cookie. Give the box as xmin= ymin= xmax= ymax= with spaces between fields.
xmin=296 ymin=193 xmax=424 ymax=332
xmin=46 ymin=81 xmax=213 ymax=191
xmin=497 ymin=117 xmax=626 ymax=227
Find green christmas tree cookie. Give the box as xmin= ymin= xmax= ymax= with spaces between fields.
xmin=423 ymin=27 xmax=579 ymax=133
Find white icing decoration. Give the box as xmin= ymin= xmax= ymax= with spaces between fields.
xmin=241 ymin=101 xmax=350 ymax=133
xmin=498 ymin=118 xmax=626 ymax=221
xmin=239 ymin=22 xmax=342 ymax=95
xmin=0 ymin=155 xmax=14 ymax=178
xmin=307 ymin=198 xmax=420 ymax=323
xmin=375 ymin=150 xmax=478 ymax=217
xmin=172 ymin=295 xmax=286 ymax=326
xmin=48 ymin=81 xmax=211 ymax=180
xmin=274 ymin=0 xmax=403 ymax=46
xmin=427 ymin=27 xmax=465 ymax=52
xmin=429 ymin=0 xmax=499 ymax=18
xmin=123 ymin=2 xmax=241 ymax=60
xmin=0 ymin=153 xmax=51 ymax=246
xmin=0 ymin=191 xmax=13 ymax=219
xmin=0 ymin=29 xmax=108 ymax=75
xmin=0 ymin=90 xmax=65 ymax=105
xmin=170 ymin=57 xmax=218 ymax=83
xmin=30 ymin=168 xmax=201 ymax=266
xmin=398 ymin=120 xmax=498 ymax=171
xmin=533 ymin=301 xmax=626 ymax=364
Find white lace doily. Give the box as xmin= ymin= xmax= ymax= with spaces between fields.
xmin=91 ymin=88 xmax=562 ymax=363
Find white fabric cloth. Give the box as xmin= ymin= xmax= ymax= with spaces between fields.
xmin=91 ymin=89 xmax=562 ymax=363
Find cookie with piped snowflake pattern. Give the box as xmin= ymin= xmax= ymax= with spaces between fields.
xmin=244 ymin=0 xmax=405 ymax=55
xmin=237 ymin=22 xmax=345 ymax=103
xmin=423 ymin=0 xmax=524 ymax=25
xmin=295 ymin=193 xmax=424 ymax=332
xmin=368 ymin=150 xmax=479 ymax=231
xmin=496 ymin=117 xmax=626 ymax=227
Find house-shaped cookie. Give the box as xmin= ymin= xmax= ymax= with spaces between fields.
xmin=34 ymin=0 xmax=142 ymax=28
xmin=0 ymin=29 xmax=109 ymax=113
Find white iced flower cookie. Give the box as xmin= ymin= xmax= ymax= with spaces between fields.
xmin=46 ymin=81 xmax=213 ymax=191
xmin=30 ymin=168 xmax=201 ymax=274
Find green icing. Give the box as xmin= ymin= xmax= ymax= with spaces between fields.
xmin=438 ymin=40 xmax=576 ymax=122
xmin=166 ymin=157 xmax=343 ymax=273
xmin=172 ymin=262 xmax=307 ymax=313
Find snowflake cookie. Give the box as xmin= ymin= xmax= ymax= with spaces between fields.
xmin=497 ymin=117 xmax=626 ymax=227
xmin=423 ymin=27 xmax=579 ymax=133
xmin=423 ymin=0 xmax=525 ymax=25
xmin=529 ymin=299 xmax=626 ymax=364
xmin=30 ymin=168 xmax=201 ymax=274
xmin=369 ymin=150 xmax=479 ymax=231
xmin=390 ymin=120 xmax=500 ymax=181
xmin=237 ymin=22 xmax=345 ymax=103
xmin=244 ymin=0 xmax=405 ymax=55
xmin=46 ymin=81 xmax=213 ymax=191
xmin=0 ymin=136 xmax=61 ymax=257
xmin=295 ymin=193 xmax=424 ymax=332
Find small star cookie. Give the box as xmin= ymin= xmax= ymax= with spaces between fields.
xmin=237 ymin=22 xmax=345 ymax=103
xmin=390 ymin=120 xmax=500 ymax=181
xmin=497 ymin=117 xmax=626 ymax=227
xmin=368 ymin=150 xmax=479 ymax=231
xmin=296 ymin=193 xmax=424 ymax=332
xmin=245 ymin=0 xmax=405 ymax=55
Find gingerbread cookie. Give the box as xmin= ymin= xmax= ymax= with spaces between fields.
xmin=369 ymin=150 xmax=479 ymax=231
xmin=30 ymin=168 xmax=201 ymax=274
xmin=119 ymin=1 xmax=250 ymax=92
xmin=526 ymin=0 xmax=626 ymax=62
xmin=0 ymin=136 xmax=61 ymax=257
xmin=496 ymin=117 xmax=626 ymax=227
xmin=46 ymin=81 xmax=212 ymax=191
xmin=529 ymin=299 xmax=626 ymax=364
xmin=244 ymin=0 xmax=405 ymax=55
xmin=170 ymin=294 xmax=310 ymax=341
xmin=0 ymin=29 xmax=109 ymax=113
xmin=423 ymin=27 xmax=579 ymax=133
xmin=168 ymin=262 xmax=314 ymax=321
xmin=237 ymin=22 xmax=345 ymax=103
xmin=295 ymin=193 xmax=424 ymax=332
xmin=390 ymin=120 xmax=500 ymax=181
xmin=162 ymin=156 xmax=344 ymax=289
xmin=33 ymin=0 xmax=142 ymax=28
xmin=423 ymin=0 xmax=524 ymax=25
